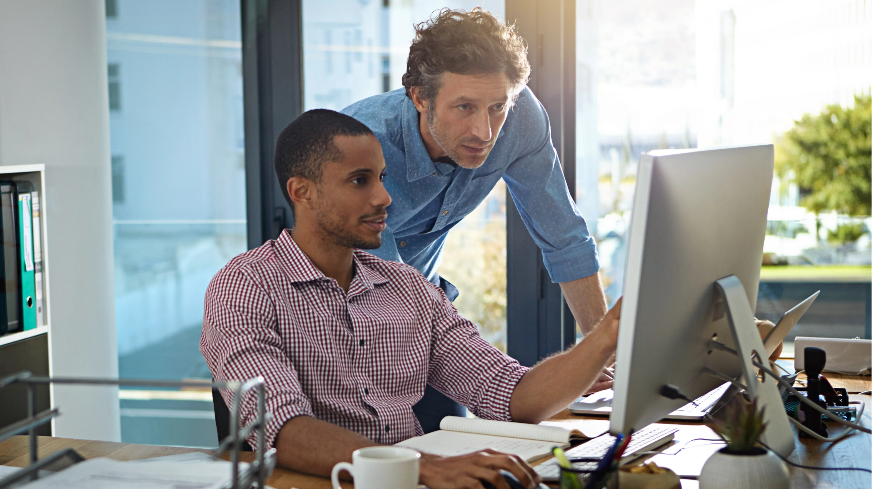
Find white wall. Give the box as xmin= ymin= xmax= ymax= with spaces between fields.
xmin=0 ymin=0 xmax=120 ymax=441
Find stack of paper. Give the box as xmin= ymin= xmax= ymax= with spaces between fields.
xmin=397 ymin=416 xmax=611 ymax=462
xmin=0 ymin=465 xmax=20 ymax=481
xmin=19 ymin=456 xmax=247 ymax=488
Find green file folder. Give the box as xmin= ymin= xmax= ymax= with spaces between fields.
xmin=18 ymin=193 xmax=36 ymax=331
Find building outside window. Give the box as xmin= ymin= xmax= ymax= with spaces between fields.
xmin=111 ymin=155 xmax=125 ymax=203
xmin=105 ymin=0 xmax=118 ymax=19
xmin=106 ymin=0 xmax=246 ymax=447
xmin=107 ymin=63 xmax=121 ymax=111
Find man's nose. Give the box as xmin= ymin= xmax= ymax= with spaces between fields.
xmin=470 ymin=111 xmax=492 ymax=142
xmin=374 ymin=179 xmax=392 ymax=208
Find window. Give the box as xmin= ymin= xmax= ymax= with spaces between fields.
xmin=111 ymin=155 xmax=124 ymax=203
xmin=105 ymin=0 xmax=118 ymax=19
xmin=381 ymin=55 xmax=390 ymax=93
xmin=107 ymin=63 xmax=120 ymax=111
xmin=106 ymin=0 xmax=245 ymax=447
xmin=302 ymin=1 xmax=508 ymax=350
xmin=578 ymin=0 xmax=871 ymax=351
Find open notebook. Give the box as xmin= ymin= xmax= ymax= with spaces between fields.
xmin=396 ymin=416 xmax=608 ymax=463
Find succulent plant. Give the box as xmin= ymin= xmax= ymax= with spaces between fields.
xmin=707 ymin=396 xmax=768 ymax=454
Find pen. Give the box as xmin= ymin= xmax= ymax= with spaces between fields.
xmin=611 ymin=430 xmax=633 ymax=465
xmin=584 ymin=434 xmax=623 ymax=489
xmin=552 ymin=446 xmax=583 ymax=489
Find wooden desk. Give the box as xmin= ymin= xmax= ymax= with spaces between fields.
xmin=0 ymin=435 xmax=343 ymax=489
xmin=1 ymin=374 xmax=869 ymax=489
xmin=544 ymin=367 xmax=872 ymax=489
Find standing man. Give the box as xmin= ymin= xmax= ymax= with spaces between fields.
xmin=342 ymin=8 xmax=609 ymax=430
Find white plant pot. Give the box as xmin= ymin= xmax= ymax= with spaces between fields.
xmin=699 ymin=447 xmax=790 ymax=489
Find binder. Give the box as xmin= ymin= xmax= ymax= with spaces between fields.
xmin=31 ymin=191 xmax=44 ymax=327
xmin=0 ymin=182 xmax=19 ymax=335
xmin=18 ymin=188 xmax=36 ymax=331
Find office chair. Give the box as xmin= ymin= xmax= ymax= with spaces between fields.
xmin=212 ymin=385 xmax=253 ymax=451
xmin=414 ymin=385 xmax=466 ymax=434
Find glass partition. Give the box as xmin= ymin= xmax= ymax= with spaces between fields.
xmin=106 ymin=0 xmax=246 ymax=447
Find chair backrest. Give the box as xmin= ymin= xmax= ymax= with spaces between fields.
xmin=212 ymin=386 xmax=253 ymax=451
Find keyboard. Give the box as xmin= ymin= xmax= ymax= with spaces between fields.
xmin=569 ymin=382 xmax=731 ymax=420
xmin=534 ymin=424 xmax=678 ymax=481
xmin=672 ymin=383 xmax=728 ymax=414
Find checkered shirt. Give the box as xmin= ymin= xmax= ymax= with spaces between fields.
xmin=200 ymin=230 xmax=529 ymax=449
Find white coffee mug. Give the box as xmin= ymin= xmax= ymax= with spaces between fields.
xmin=331 ymin=446 xmax=420 ymax=489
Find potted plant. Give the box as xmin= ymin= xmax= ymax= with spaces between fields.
xmin=699 ymin=397 xmax=790 ymax=489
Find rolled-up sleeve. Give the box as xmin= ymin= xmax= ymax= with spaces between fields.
xmin=200 ymin=266 xmax=313 ymax=449
xmin=424 ymin=285 xmax=529 ymax=421
xmin=502 ymin=89 xmax=599 ymax=283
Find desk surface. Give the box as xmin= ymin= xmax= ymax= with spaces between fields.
xmin=1 ymin=374 xmax=869 ymax=489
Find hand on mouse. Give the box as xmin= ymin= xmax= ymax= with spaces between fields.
xmin=419 ymin=449 xmax=541 ymax=489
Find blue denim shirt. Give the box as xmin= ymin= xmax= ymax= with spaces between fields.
xmin=341 ymin=87 xmax=598 ymax=299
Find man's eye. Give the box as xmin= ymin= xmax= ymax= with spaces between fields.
xmin=457 ymin=104 xmax=470 ymax=111
xmin=379 ymin=173 xmax=386 ymax=182
xmin=492 ymin=104 xmax=505 ymax=111
xmin=352 ymin=177 xmax=365 ymax=185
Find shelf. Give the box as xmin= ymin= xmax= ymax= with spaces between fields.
xmin=0 ymin=164 xmax=44 ymax=175
xmin=0 ymin=325 xmax=48 ymax=347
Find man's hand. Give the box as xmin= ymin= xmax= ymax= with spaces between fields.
xmin=756 ymin=319 xmax=782 ymax=362
xmin=510 ymin=298 xmax=622 ymax=423
xmin=584 ymin=366 xmax=614 ymax=394
xmin=419 ymin=450 xmax=540 ymax=489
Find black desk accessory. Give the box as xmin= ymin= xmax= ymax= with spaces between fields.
xmin=800 ymin=346 xmax=829 ymax=438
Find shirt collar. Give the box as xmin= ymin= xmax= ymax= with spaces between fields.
xmin=402 ymin=97 xmax=446 ymax=182
xmin=276 ymin=230 xmax=389 ymax=290
xmin=351 ymin=251 xmax=391 ymax=290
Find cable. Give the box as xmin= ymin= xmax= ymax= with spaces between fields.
xmin=789 ymin=416 xmax=854 ymax=442
xmin=754 ymin=359 xmax=872 ymax=434
xmin=659 ymin=384 xmax=699 ymax=407
xmin=759 ymin=440 xmax=872 ymax=473
xmin=787 ymin=401 xmax=866 ymax=442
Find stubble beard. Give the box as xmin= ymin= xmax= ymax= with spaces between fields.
xmin=426 ymin=105 xmax=491 ymax=169
xmin=314 ymin=198 xmax=383 ymax=250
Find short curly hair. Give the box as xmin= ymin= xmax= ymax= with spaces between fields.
xmin=402 ymin=8 xmax=530 ymax=104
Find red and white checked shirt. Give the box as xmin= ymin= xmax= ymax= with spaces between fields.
xmin=200 ymin=230 xmax=529 ymax=449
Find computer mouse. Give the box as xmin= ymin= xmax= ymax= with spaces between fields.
xmin=481 ymin=470 xmax=547 ymax=489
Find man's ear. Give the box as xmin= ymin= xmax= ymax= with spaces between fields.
xmin=409 ymin=86 xmax=428 ymax=114
xmin=287 ymin=177 xmax=315 ymax=211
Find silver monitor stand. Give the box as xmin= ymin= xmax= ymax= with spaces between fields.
xmin=713 ymin=275 xmax=794 ymax=456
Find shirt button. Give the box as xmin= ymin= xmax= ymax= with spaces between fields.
xmin=400 ymin=241 xmax=406 ymax=247
xmin=385 ymin=424 xmax=390 ymax=433
xmin=364 ymin=388 xmax=369 ymax=395
xmin=359 ymin=339 xmax=365 ymax=346
xmin=432 ymin=172 xmax=436 ymax=176
xmin=442 ymin=210 xmax=448 ymax=216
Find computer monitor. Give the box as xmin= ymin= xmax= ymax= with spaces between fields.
xmin=609 ymin=145 xmax=793 ymax=454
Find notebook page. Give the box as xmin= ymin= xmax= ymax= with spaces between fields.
xmin=396 ymin=430 xmax=565 ymax=462
xmin=439 ymin=416 xmax=574 ymax=444
xmin=539 ymin=418 xmax=610 ymax=440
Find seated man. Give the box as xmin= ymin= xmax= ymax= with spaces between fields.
xmin=201 ymin=109 xmax=621 ymax=489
